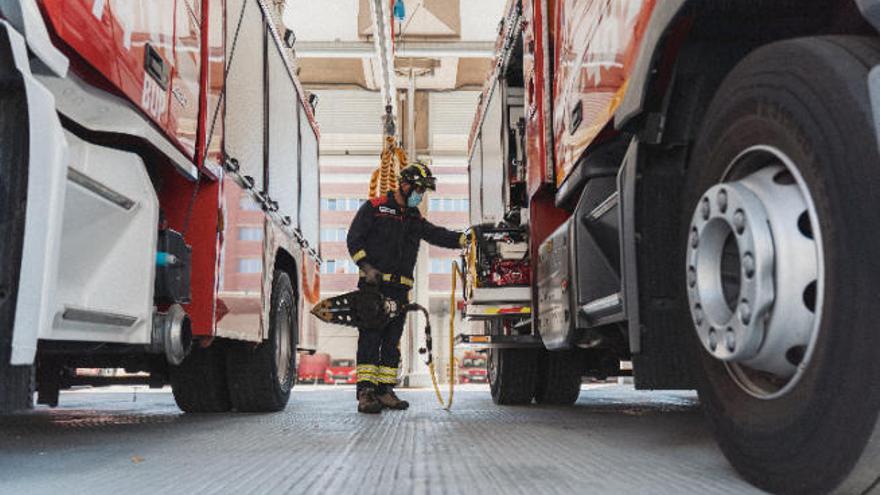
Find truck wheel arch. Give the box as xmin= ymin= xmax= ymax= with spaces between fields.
xmin=0 ymin=23 xmax=34 ymax=411
xmin=0 ymin=21 xmax=68 ymax=368
xmin=0 ymin=1 xmax=69 ymax=77
xmin=617 ymin=0 xmax=876 ymax=139
xmin=272 ymin=247 xmax=300 ymax=342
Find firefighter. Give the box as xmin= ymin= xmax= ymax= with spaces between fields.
xmin=347 ymin=162 xmax=467 ymax=413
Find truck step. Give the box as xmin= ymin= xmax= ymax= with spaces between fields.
xmin=42 ymin=131 xmax=159 ymax=346
xmin=455 ymin=334 xmax=543 ymax=348
xmin=580 ymin=292 xmax=625 ymax=327
xmin=61 ymin=307 xmax=139 ymax=328
xmin=588 ymin=190 xmax=618 ymax=221
xmin=469 ymin=286 xmax=531 ymax=303
xmin=67 ymin=168 xmax=136 ymax=210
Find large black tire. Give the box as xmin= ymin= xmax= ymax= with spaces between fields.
xmin=684 ymin=37 xmax=880 ymax=494
xmin=534 ymin=350 xmax=581 ymax=405
xmin=488 ymin=348 xmax=538 ymax=405
xmin=225 ymin=270 xmax=297 ymax=412
xmin=170 ymin=342 xmax=232 ymax=413
xmin=0 ymin=30 xmax=34 ymax=413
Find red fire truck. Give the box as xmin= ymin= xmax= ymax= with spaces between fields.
xmin=463 ymin=0 xmax=880 ymax=492
xmin=0 ymin=0 xmax=322 ymax=413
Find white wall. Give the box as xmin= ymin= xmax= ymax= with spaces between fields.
xmin=285 ymin=0 xmax=508 ymax=42
xmin=284 ymin=0 xmax=361 ymax=41
xmin=460 ymin=0 xmax=508 ymax=41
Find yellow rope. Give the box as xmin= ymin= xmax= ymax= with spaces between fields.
xmin=369 ymin=135 xmax=407 ymax=199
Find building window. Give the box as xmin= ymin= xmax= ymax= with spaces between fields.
xmin=321 ymin=197 xmax=366 ymax=211
xmin=343 ymin=260 xmax=357 ymax=274
xmin=238 ymin=227 xmax=263 ymax=241
xmin=239 ymin=196 xmax=262 ymax=211
xmin=430 ymin=258 xmax=454 ymax=274
xmin=238 ymin=258 xmax=262 ymax=274
xmin=428 ymin=198 xmax=469 ymax=212
xmin=320 ymin=228 xmax=348 ymax=242
xmin=321 ymin=259 xmax=359 ymax=274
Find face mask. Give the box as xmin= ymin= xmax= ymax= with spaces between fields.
xmin=407 ymin=191 xmax=423 ymax=208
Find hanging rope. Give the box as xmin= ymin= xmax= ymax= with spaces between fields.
xmin=369 ymin=108 xmax=408 ymax=199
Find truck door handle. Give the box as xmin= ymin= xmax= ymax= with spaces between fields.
xmin=144 ymin=44 xmax=169 ymax=90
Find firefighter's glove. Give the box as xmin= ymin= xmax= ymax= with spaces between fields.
xmin=361 ymin=263 xmax=382 ymax=286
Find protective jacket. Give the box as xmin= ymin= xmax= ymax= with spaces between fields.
xmin=347 ymin=191 xmax=465 ymax=288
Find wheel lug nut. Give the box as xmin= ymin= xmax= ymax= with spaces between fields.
xmin=690 ymin=228 xmax=699 ymax=249
xmin=733 ymin=210 xmax=746 ymax=234
xmin=717 ymin=189 xmax=728 ymax=213
xmin=708 ymin=328 xmax=718 ymax=351
xmin=725 ymin=328 xmax=736 ymax=353
xmin=742 ymin=253 xmax=755 ymax=279
xmin=740 ymin=301 xmax=751 ymax=325
xmin=694 ymin=304 xmax=704 ymax=326
xmin=688 ymin=266 xmax=697 ymax=288
xmin=700 ymin=198 xmax=710 ymax=220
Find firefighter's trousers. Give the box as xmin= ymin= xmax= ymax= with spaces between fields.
xmin=356 ymin=284 xmax=409 ymax=394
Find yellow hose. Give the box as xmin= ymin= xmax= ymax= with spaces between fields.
xmin=428 ymin=233 xmax=476 ymax=410
xmin=428 ymin=260 xmax=463 ymax=410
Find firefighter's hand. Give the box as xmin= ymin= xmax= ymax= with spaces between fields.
xmin=361 ymin=263 xmax=381 ymax=285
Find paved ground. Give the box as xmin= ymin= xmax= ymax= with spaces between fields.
xmin=0 ymin=383 xmax=764 ymax=495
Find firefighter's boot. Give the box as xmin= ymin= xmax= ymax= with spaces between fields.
xmin=357 ymin=389 xmax=383 ymax=414
xmin=376 ymin=389 xmax=409 ymax=410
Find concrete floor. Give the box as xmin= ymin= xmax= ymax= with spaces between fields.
xmin=0 ymin=384 xmax=765 ymax=495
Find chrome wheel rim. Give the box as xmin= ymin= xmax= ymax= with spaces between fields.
xmin=687 ymin=145 xmax=825 ymax=400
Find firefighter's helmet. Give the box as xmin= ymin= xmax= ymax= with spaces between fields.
xmin=399 ymin=161 xmax=437 ymax=191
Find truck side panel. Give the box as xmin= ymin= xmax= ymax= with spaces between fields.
xmin=297 ymin=101 xmax=320 ymax=351
xmin=155 ymin=0 xmax=224 ymax=338
xmin=470 ymin=79 xmax=507 ymax=226
xmin=523 ymin=0 xmax=554 ymax=197
xmin=522 ymin=1 xmax=568 ymax=266
xmin=39 ymin=0 xmax=200 ymax=159
xmin=551 ymin=0 xmax=655 ymax=187
xmin=216 ymin=0 xmax=321 ymax=347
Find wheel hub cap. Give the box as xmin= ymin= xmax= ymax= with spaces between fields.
xmin=688 ymin=181 xmax=775 ymax=363
xmin=687 ymin=146 xmax=823 ymax=397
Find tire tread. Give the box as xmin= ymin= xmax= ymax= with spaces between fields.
xmin=225 ymin=270 xmax=296 ymax=413
xmin=534 ymin=351 xmax=581 ymax=405
xmin=489 ymin=348 xmax=538 ymax=405
xmin=170 ymin=343 xmax=232 ymax=413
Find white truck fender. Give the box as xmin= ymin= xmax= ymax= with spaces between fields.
xmin=0 ymin=0 xmax=68 ymax=76
xmin=1 ymin=20 xmax=69 ymax=365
